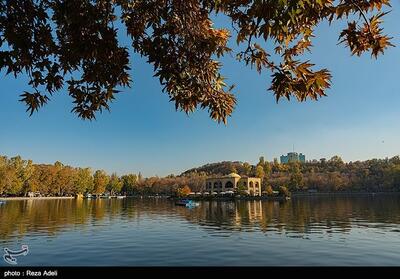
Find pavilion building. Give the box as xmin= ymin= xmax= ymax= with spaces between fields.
xmin=205 ymin=173 xmax=262 ymax=196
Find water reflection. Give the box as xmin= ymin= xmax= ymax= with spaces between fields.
xmin=1 ymin=195 xmax=400 ymax=242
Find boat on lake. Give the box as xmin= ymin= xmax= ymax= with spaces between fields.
xmin=175 ymin=199 xmax=199 ymax=208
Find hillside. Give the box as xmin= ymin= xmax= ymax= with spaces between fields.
xmin=181 ymin=161 xmax=253 ymax=176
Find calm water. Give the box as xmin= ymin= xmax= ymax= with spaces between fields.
xmin=1 ymin=195 xmax=400 ymax=266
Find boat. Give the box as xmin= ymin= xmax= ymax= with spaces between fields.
xmin=175 ymin=199 xmax=189 ymax=206
xmin=116 ymin=195 xmax=126 ymax=199
xmin=0 ymin=200 xmax=6 ymax=205
xmin=186 ymin=201 xmax=200 ymax=208
xmin=175 ymin=199 xmax=199 ymax=208
xmin=84 ymin=193 xmax=93 ymax=199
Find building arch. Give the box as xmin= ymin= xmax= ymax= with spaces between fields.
xmin=225 ymin=181 xmax=234 ymax=188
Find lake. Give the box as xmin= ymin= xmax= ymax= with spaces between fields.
xmin=1 ymin=195 xmax=400 ymax=266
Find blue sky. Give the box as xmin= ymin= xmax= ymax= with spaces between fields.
xmin=1 ymin=4 xmax=399 ymax=177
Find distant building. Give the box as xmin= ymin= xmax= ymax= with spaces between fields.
xmin=205 ymin=173 xmax=262 ymax=196
xmin=280 ymin=152 xmax=306 ymax=164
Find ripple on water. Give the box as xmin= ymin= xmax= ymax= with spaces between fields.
xmin=1 ymin=197 xmax=400 ymax=265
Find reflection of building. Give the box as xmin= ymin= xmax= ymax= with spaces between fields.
xmin=205 ymin=173 xmax=262 ymax=196
xmin=234 ymin=200 xmax=263 ymax=225
xmin=280 ymin=152 xmax=305 ymax=164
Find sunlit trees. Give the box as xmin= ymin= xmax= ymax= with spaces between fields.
xmin=74 ymin=168 xmax=93 ymax=194
xmin=107 ymin=173 xmax=123 ymax=195
xmin=257 ymin=156 xmax=272 ymax=189
xmin=255 ymin=165 xmax=265 ymax=179
xmin=288 ymin=162 xmax=304 ymax=191
xmin=184 ymin=172 xmax=208 ymax=192
xmin=327 ymin=172 xmax=345 ymax=191
xmin=20 ymin=160 xmax=36 ymax=196
xmin=2 ymin=154 xmax=400 ymax=197
xmin=93 ymin=170 xmax=109 ymax=195
xmin=242 ymin=162 xmax=252 ymax=177
xmin=54 ymin=164 xmax=76 ymax=196
xmin=0 ymin=156 xmax=9 ymax=195
xmin=121 ymin=174 xmax=138 ymax=195
xmin=237 ymin=183 xmax=248 ymax=196
xmin=176 ymin=185 xmax=191 ymax=197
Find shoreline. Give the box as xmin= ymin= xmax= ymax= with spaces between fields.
xmin=1 ymin=191 xmax=399 ymax=202
xmin=0 ymin=196 xmax=75 ymax=201
xmin=291 ymin=191 xmax=400 ymax=197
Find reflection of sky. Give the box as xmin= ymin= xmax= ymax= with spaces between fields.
xmin=1 ymin=4 xmax=400 ymax=176
xmin=1 ymin=197 xmax=400 ymax=265
xmin=1 ymin=197 xmax=400 ymax=241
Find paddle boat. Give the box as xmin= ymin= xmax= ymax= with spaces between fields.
xmin=0 ymin=200 xmax=6 ymax=205
xmin=175 ymin=199 xmax=199 ymax=208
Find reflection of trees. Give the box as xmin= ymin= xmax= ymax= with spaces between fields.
xmin=0 ymin=198 xmax=178 ymax=240
xmin=1 ymin=195 xmax=400 ymax=241
xmin=180 ymin=195 xmax=400 ymax=235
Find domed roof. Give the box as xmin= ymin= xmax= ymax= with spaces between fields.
xmin=225 ymin=172 xmax=241 ymax=178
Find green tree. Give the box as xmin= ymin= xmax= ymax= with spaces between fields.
xmin=255 ymin=165 xmax=265 ymax=179
xmin=5 ymin=156 xmax=25 ymax=195
xmin=257 ymin=156 xmax=272 ymax=188
xmin=237 ymin=183 xmax=248 ymax=196
xmin=55 ymin=165 xmax=76 ymax=196
xmin=242 ymin=162 xmax=252 ymax=176
xmin=21 ymin=160 xmax=36 ymax=196
xmin=0 ymin=156 xmax=8 ymax=195
xmin=288 ymin=162 xmax=304 ymax=191
xmin=0 ymin=1 xmax=392 ymax=123
xmin=383 ymin=164 xmax=400 ymax=191
xmin=93 ymin=170 xmax=109 ymax=194
xmin=121 ymin=174 xmax=138 ymax=195
xmin=74 ymin=168 xmax=94 ymax=194
xmin=107 ymin=173 xmax=123 ymax=195
xmin=328 ymin=156 xmax=345 ymax=171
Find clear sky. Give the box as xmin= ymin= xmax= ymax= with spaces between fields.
xmin=1 ymin=4 xmax=399 ymax=177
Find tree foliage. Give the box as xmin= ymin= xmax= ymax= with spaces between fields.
xmin=93 ymin=170 xmax=110 ymax=194
xmin=107 ymin=172 xmax=123 ymax=194
xmin=0 ymin=0 xmax=394 ymax=123
xmin=74 ymin=168 xmax=94 ymax=194
xmin=176 ymin=185 xmax=192 ymax=197
xmin=3 ymin=154 xmax=400 ymax=197
xmin=278 ymin=185 xmax=290 ymax=197
xmin=288 ymin=161 xmax=304 ymax=190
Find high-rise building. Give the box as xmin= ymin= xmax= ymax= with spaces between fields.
xmin=280 ymin=152 xmax=306 ymax=164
